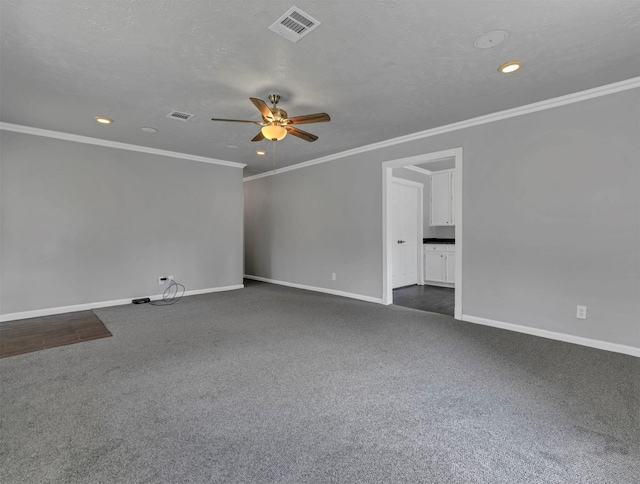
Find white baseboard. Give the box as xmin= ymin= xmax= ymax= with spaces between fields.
xmin=461 ymin=314 xmax=640 ymax=357
xmin=423 ymin=281 xmax=455 ymax=289
xmin=244 ymin=275 xmax=383 ymax=305
xmin=0 ymin=284 xmax=244 ymax=322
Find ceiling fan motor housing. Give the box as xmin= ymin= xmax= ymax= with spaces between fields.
xmin=267 ymin=108 xmax=288 ymax=123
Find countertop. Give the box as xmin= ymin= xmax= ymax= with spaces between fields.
xmin=423 ymin=238 xmax=455 ymax=244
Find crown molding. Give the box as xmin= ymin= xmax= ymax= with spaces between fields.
xmin=0 ymin=122 xmax=246 ymax=169
xmin=243 ymin=76 xmax=640 ymax=181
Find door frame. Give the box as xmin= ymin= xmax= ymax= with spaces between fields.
xmin=390 ymin=176 xmax=424 ymax=287
xmin=382 ymin=147 xmax=463 ymax=320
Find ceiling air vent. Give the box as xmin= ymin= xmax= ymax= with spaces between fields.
xmin=269 ymin=6 xmax=320 ymax=43
xmin=166 ymin=111 xmax=194 ymax=121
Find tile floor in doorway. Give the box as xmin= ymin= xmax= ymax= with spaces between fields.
xmin=393 ymin=284 xmax=455 ymax=316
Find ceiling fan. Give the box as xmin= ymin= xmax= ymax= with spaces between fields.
xmin=211 ymin=94 xmax=330 ymax=142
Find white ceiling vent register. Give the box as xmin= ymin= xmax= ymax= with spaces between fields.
xmin=166 ymin=111 xmax=194 ymax=121
xmin=269 ymin=6 xmax=320 ymax=43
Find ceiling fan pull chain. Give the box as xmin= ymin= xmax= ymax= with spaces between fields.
xmin=273 ymin=140 xmax=277 ymax=174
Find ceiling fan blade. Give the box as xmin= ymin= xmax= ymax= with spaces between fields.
xmin=251 ymin=131 xmax=265 ymax=142
xmin=250 ymin=97 xmax=274 ymax=120
xmin=286 ymin=126 xmax=318 ymax=142
xmin=211 ymin=117 xmax=264 ymax=125
xmin=285 ymin=113 xmax=331 ymax=125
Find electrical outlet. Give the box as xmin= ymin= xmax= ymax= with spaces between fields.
xmin=158 ymin=275 xmax=174 ymax=285
xmin=576 ymin=305 xmax=587 ymax=320
xmin=332 ymin=272 xmax=336 ymax=281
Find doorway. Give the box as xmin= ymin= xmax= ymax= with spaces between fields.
xmin=382 ymin=148 xmax=463 ymax=319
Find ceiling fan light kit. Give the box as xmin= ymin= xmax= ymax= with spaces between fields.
xmin=211 ymin=93 xmax=330 ymax=143
xmin=261 ymin=123 xmax=287 ymax=141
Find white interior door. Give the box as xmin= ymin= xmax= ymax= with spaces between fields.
xmin=392 ymin=179 xmax=420 ymax=288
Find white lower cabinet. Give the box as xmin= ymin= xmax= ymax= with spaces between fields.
xmin=425 ymin=251 xmax=445 ymax=282
xmin=424 ymin=244 xmax=455 ymax=286
xmin=446 ymin=250 xmax=456 ymax=283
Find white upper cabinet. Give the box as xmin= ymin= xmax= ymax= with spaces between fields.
xmin=430 ymin=170 xmax=455 ymax=226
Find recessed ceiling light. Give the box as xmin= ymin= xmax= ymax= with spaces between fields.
xmin=94 ymin=116 xmax=113 ymax=124
xmin=141 ymin=126 xmax=158 ymax=133
xmin=256 ymin=150 xmax=266 ymax=156
xmin=498 ymin=60 xmax=522 ymax=74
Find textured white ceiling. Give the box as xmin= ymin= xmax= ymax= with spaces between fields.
xmin=1 ymin=0 xmax=639 ymax=176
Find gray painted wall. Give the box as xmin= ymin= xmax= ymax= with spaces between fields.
xmin=244 ymin=159 xmax=383 ymax=298
xmin=435 ymin=226 xmax=455 ymax=239
xmin=244 ymin=88 xmax=640 ymax=348
xmin=1 ymin=131 xmax=244 ymax=315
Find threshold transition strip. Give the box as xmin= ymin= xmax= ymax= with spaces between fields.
xmin=0 ymin=310 xmax=112 ymax=358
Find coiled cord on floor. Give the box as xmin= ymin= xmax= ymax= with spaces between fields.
xmin=150 ymin=279 xmax=185 ymax=306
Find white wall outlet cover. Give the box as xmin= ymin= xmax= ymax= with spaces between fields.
xmin=576 ymin=305 xmax=587 ymax=319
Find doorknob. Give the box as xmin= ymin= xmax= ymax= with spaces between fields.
xmin=398 ymin=240 xmax=405 ymax=244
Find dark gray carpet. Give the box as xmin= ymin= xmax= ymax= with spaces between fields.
xmin=1 ymin=280 xmax=638 ymax=483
